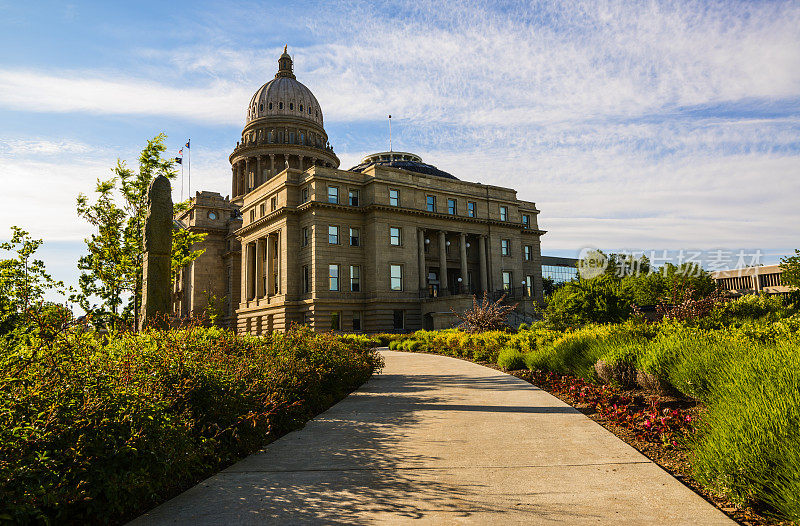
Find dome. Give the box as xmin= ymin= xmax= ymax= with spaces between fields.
xmin=246 ymin=47 xmax=324 ymax=127
xmin=349 ymin=151 xmax=459 ymax=180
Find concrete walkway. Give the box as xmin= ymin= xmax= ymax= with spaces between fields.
xmin=131 ymin=350 xmax=733 ymax=525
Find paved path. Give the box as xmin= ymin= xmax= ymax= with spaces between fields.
xmin=131 ymin=350 xmax=733 ymax=525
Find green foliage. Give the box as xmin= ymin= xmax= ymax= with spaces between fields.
xmin=0 ymin=227 xmax=65 ymax=336
xmin=497 ymin=347 xmax=526 ymax=370
xmin=0 ymin=226 xmax=64 ymax=309
xmin=75 ymin=134 xmax=206 ymax=329
xmin=517 ymin=322 xmax=529 ymax=332
xmin=780 ymin=249 xmax=800 ymax=290
xmin=543 ymin=275 xmax=633 ymax=329
xmin=0 ymin=322 xmax=383 ymax=523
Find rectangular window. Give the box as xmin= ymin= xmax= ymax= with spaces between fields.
xmin=350 ymin=227 xmax=360 ymax=246
xmin=524 ymin=245 xmax=532 ymax=261
xmin=501 ymin=239 xmax=510 ymax=256
xmin=330 ymin=312 xmax=340 ymax=331
xmin=447 ymin=198 xmax=457 ymax=215
xmin=526 ymin=275 xmax=533 ymax=297
xmin=522 ymin=214 xmax=530 ymax=228
xmin=327 ymin=186 xmax=339 ymax=204
xmin=350 ymin=265 xmax=361 ymax=292
xmin=390 ymin=264 xmax=403 ymax=291
xmin=301 ymin=187 xmax=309 ymax=203
xmin=249 ymin=209 xmax=255 ymax=222
xmin=393 ymin=309 xmax=404 ymax=330
xmin=352 ymin=312 xmax=362 ymax=331
xmin=467 ymin=201 xmax=476 ymax=217
xmin=426 ymin=195 xmax=436 ymax=212
xmin=270 ymin=196 xmax=277 ymax=211
xmin=329 ymin=264 xmax=339 ymax=291
xmin=328 ymin=225 xmax=339 ymax=244
xmin=389 ymin=226 xmax=402 ymax=246
xmin=349 ymin=189 xmax=359 ymax=206
xmin=389 ymin=188 xmax=400 ymax=206
xmin=259 ymin=203 xmax=266 ymax=216
xmin=500 ymin=206 xmax=508 ymax=221
xmin=301 ymin=226 xmax=309 ymax=247
xmin=502 ymin=271 xmax=512 ymax=291
xmin=302 ymin=265 xmax=310 ymax=293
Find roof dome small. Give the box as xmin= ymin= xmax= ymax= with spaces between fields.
xmin=349 ymin=151 xmax=458 ymax=180
xmin=245 ymin=47 xmax=324 ymax=126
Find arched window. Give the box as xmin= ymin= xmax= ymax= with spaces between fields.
xmin=289 ymin=102 xmax=294 ymax=110
xmin=259 ymin=103 xmax=263 ymax=111
xmin=269 ymin=102 xmax=273 ymax=110
xmin=299 ymin=104 xmax=303 ymax=112
xmin=309 ymin=106 xmax=312 ymax=114
xmin=279 ymin=102 xmax=284 ymax=109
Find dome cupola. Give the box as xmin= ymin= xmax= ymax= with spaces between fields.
xmin=245 ymin=46 xmax=324 ymax=126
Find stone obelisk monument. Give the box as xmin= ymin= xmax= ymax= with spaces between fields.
xmin=139 ymin=175 xmax=173 ymax=330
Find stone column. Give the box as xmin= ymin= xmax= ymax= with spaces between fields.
xmin=231 ymin=165 xmax=237 ymax=197
xmin=269 ymin=154 xmax=275 ymax=179
xmin=479 ymin=235 xmax=488 ymax=293
xmin=255 ymin=238 xmax=265 ymax=298
xmin=265 ymin=233 xmax=274 ymax=296
xmin=240 ymin=241 xmax=248 ymax=305
xmin=246 ymin=242 xmax=256 ymax=301
xmin=418 ymin=228 xmax=427 ymax=290
xmin=275 ymin=230 xmax=281 ymax=294
xmin=246 ymin=158 xmax=253 ymax=191
xmin=459 ymin=233 xmax=468 ymax=294
xmin=299 ymin=155 xmax=305 ymax=171
xmin=256 ymin=156 xmax=262 ymax=187
xmin=439 ymin=230 xmax=448 ymax=293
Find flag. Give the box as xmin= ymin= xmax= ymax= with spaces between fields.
xmin=178 ymin=148 xmax=183 ymax=155
xmin=175 ymin=157 xmax=182 ymax=164
xmin=185 ymin=140 xmax=190 ymax=149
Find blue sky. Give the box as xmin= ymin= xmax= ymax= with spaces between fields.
xmin=1 ymin=0 xmax=799 ymax=294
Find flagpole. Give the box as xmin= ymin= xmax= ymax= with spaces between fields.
xmin=187 ymin=139 xmax=191 ymax=198
xmin=181 ymin=154 xmax=184 ymax=201
xmin=388 ymin=115 xmax=392 ymax=152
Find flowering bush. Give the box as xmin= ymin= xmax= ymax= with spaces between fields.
xmin=0 ymin=321 xmax=383 ymax=524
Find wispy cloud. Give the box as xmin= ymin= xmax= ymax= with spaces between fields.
xmin=0 ymin=0 xmax=798 ymax=261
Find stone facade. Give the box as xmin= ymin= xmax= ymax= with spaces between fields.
xmin=172 ymin=48 xmax=547 ymax=333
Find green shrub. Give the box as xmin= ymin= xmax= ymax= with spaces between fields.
xmin=0 ymin=324 xmax=383 ymax=524
xmin=497 ymin=347 xmax=526 ymax=370
xmin=517 ymin=322 xmax=529 ymax=332
xmin=690 ymin=338 xmax=800 ymax=521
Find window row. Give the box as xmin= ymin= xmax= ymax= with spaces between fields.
xmin=251 ymin=101 xmax=318 ymax=117
xmin=303 ymin=264 xmax=405 ymax=292
xmin=322 ymin=185 xmax=531 ymax=227
xmin=324 ymin=309 xmax=404 ymax=331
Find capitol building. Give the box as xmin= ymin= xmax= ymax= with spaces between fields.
xmin=173 ymin=48 xmax=546 ymax=333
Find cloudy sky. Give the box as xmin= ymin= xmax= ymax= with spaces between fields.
xmin=1 ymin=0 xmax=798 ymax=291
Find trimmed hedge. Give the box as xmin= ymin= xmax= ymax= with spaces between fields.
xmin=0 ymin=324 xmax=383 ymax=524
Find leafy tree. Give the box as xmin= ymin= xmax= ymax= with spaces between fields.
xmin=75 ymin=134 xmax=206 ymax=329
xmin=0 ymin=227 xmax=65 ymax=334
xmin=780 ymin=249 xmax=800 ymax=290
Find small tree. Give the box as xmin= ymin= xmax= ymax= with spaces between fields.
xmin=452 ymin=291 xmax=518 ymax=333
xmin=0 ymin=227 xmax=65 ymax=334
xmin=75 ymin=134 xmax=206 ymax=330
